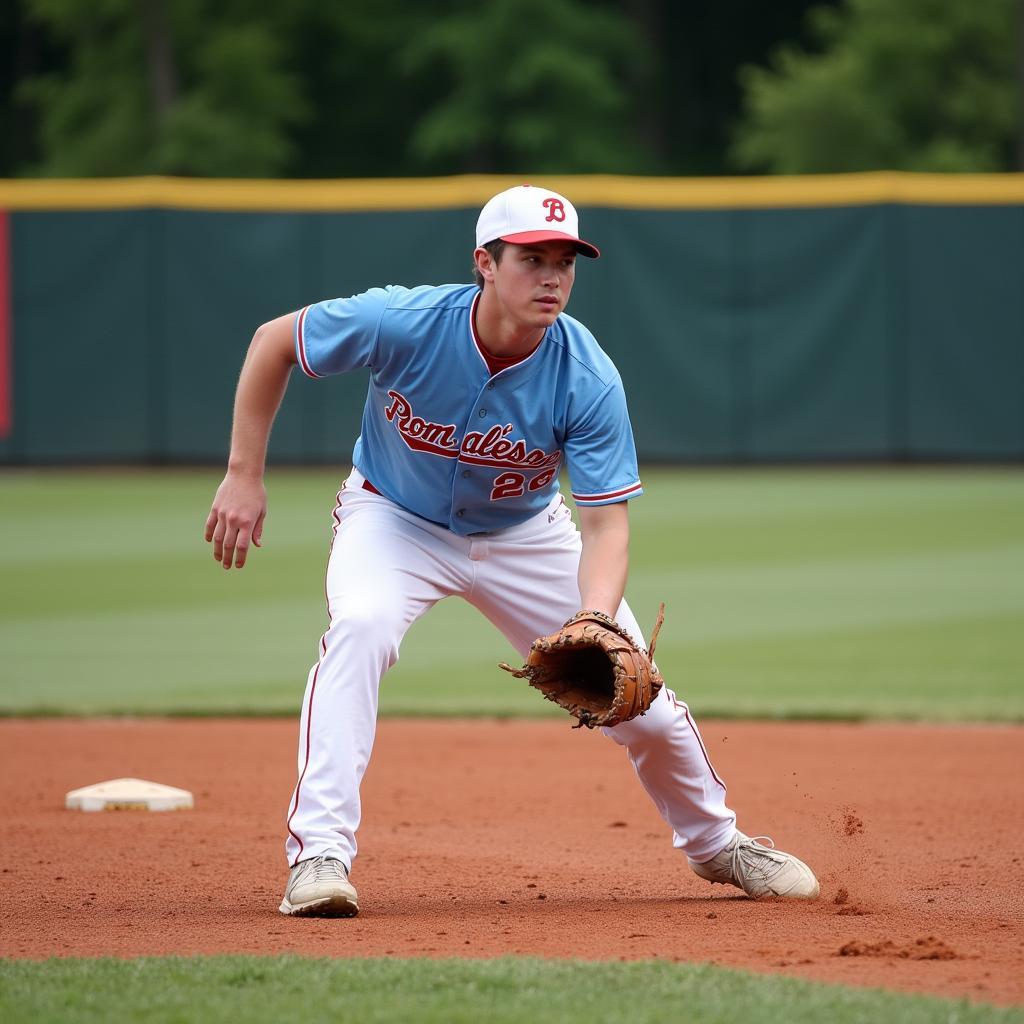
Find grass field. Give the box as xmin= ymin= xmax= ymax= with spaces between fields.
xmin=1 ymin=466 xmax=1022 ymax=719
xmin=3 ymin=466 xmax=1022 ymax=1020
xmin=1 ymin=957 xmax=1021 ymax=1024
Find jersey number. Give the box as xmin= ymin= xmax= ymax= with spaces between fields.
xmin=489 ymin=468 xmax=558 ymax=501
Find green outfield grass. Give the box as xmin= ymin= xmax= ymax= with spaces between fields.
xmin=1 ymin=467 xmax=1021 ymax=720
xmin=0 ymin=957 xmax=1019 ymax=1024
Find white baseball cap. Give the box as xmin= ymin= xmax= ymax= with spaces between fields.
xmin=476 ymin=184 xmax=600 ymax=259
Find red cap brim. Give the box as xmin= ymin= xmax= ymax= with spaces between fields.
xmin=500 ymin=230 xmax=600 ymax=259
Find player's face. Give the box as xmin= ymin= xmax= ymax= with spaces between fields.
xmin=484 ymin=241 xmax=577 ymax=329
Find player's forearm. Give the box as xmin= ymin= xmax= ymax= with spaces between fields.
xmin=577 ymin=503 xmax=630 ymax=617
xmin=226 ymin=316 xmax=298 ymax=477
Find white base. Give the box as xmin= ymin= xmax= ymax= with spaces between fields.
xmin=65 ymin=777 xmax=193 ymax=812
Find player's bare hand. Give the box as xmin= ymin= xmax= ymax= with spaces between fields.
xmin=205 ymin=471 xmax=267 ymax=569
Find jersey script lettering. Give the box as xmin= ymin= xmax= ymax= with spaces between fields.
xmin=384 ymin=389 xmax=561 ymax=472
xmin=383 ymin=390 xmax=459 ymax=455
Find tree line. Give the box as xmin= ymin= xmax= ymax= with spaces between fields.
xmin=1 ymin=0 xmax=1019 ymax=179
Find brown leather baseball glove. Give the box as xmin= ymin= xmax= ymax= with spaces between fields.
xmin=499 ymin=604 xmax=665 ymax=729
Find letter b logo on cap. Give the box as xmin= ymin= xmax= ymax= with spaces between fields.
xmin=543 ymin=197 xmax=566 ymax=223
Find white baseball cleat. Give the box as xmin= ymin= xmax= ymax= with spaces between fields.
xmin=279 ymin=856 xmax=359 ymax=917
xmin=688 ymin=831 xmax=820 ymax=899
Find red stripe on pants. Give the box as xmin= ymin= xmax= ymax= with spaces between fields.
xmin=286 ymin=487 xmax=346 ymax=866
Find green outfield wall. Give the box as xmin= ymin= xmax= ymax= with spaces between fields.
xmin=0 ymin=174 xmax=1021 ymax=464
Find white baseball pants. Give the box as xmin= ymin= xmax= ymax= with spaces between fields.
xmin=284 ymin=469 xmax=737 ymax=870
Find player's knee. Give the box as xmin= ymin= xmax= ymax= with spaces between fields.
xmin=326 ymin=600 xmax=404 ymax=657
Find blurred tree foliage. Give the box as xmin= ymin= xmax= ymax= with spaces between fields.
xmin=399 ymin=0 xmax=644 ymax=173
xmin=288 ymin=0 xmax=649 ymax=176
xmin=732 ymin=0 xmax=1020 ymax=173
xmin=1 ymin=0 xmax=1017 ymax=177
xmin=16 ymin=0 xmax=308 ymax=175
xmin=2 ymin=0 xmax=835 ymax=177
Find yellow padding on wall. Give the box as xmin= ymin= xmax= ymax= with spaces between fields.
xmin=0 ymin=172 xmax=1022 ymax=211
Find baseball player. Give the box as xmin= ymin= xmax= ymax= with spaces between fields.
xmin=205 ymin=185 xmax=820 ymax=917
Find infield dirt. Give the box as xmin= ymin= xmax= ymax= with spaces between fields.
xmin=1 ymin=718 xmax=1021 ymax=1006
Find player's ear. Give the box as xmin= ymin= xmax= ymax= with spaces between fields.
xmin=474 ymin=246 xmax=496 ymax=285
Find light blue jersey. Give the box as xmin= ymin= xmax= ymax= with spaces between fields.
xmin=296 ymin=283 xmax=642 ymax=536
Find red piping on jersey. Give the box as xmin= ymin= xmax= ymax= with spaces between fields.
xmin=572 ymin=481 xmax=643 ymax=502
xmin=295 ymin=306 xmax=319 ymax=379
xmin=468 ymin=292 xmax=490 ymax=373
xmin=469 ymin=291 xmax=544 ymax=377
xmin=0 ymin=210 xmax=10 ymax=438
xmin=286 ymin=486 xmax=345 ymax=864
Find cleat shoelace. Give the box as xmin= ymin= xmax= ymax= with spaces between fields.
xmin=295 ymin=856 xmax=347 ymax=887
xmin=729 ymin=835 xmax=791 ymax=884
